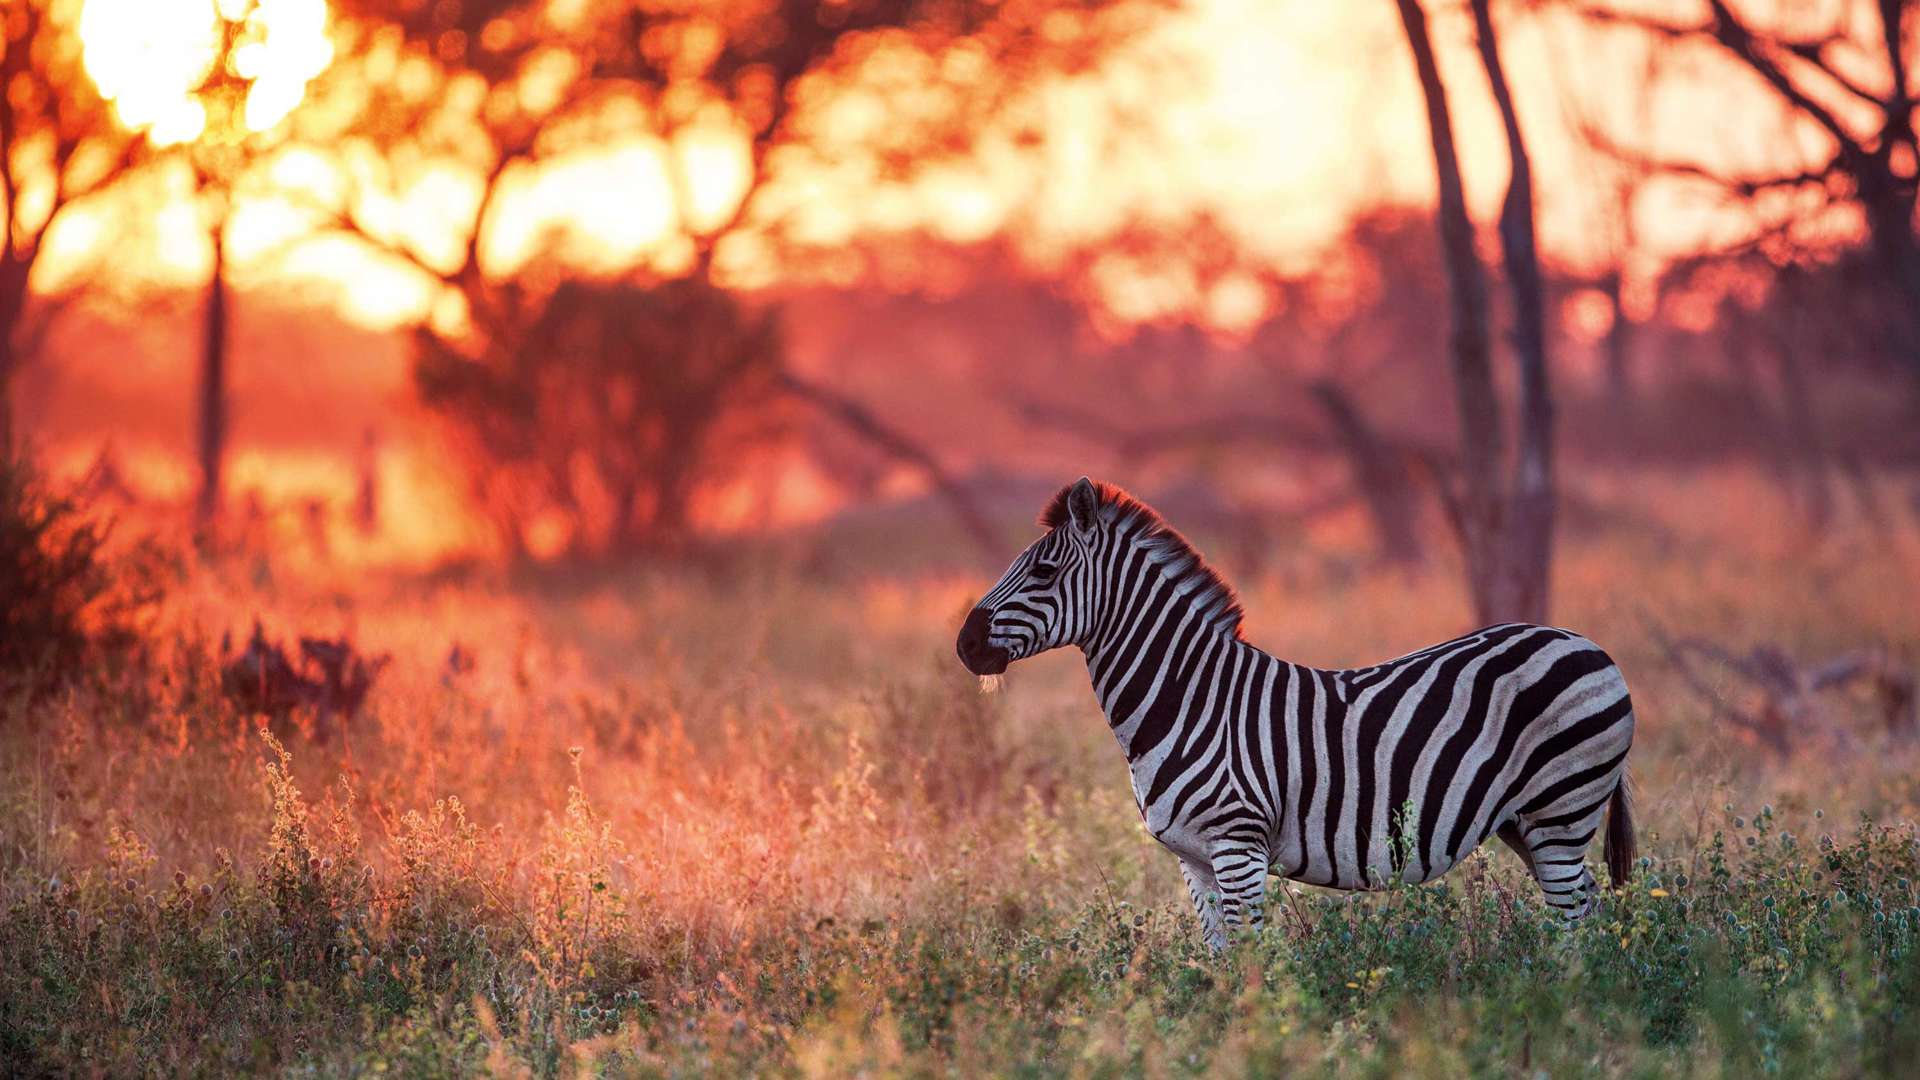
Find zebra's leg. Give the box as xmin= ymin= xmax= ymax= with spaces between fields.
xmin=1178 ymin=857 xmax=1227 ymax=952
xmin=1496 ymin=822 xmax=1536 ymax=876
xmin=1208 ymin=839 xmax=1271 ymax=942
xmin=1515 ymin=818 xmax=1602 ymax=919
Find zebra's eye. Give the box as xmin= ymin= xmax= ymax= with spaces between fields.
xmin=1031 ymin=562 xmax=1058 ymax=584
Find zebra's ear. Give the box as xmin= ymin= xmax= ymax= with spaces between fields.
xmin=1066 ymin=476 xmax=1101 ymax=533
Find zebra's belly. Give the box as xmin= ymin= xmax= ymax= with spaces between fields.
xmin=1127 ymin=757 xmax=1216 ymax=865
xmin=1278 ymin=826 xmax=1490 ymax=891
xmin=1141 ymin=812 xmax=1211 ymax=866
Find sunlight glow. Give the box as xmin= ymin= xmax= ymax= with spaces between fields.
xmin=235 ymin=0 xmax=335 ymax=132
xmin=79 ymin=0 xmax=218 ymax=144
xmin=79 ymin=0 xmax=333 ymax=145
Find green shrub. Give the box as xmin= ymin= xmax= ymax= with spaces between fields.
xmin=0 ymin=453 xmax=158 ymax=698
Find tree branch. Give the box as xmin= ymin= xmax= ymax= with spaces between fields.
xmin=1778 ymin=37 xmax=1887 ymax=111
xmin=777 ymin=370 xmax=1004 ymax=560
xmin=1573 ymin=1 xmax=1871 ymax=162
xmin=1016 ymin=399 xmax=1346 ymax=463
xmin=1395 ymin=0 xmax=1507 ymax=620
xmin=0 ymin=82 xmax=18 ymax=256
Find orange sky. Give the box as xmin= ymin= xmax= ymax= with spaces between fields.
xmin=22 ymin=0 xmax=1897 ymax=563
xmin=41 ymin=0 xmax=1876 ymax=333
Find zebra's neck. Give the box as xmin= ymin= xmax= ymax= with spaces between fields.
xmin=1078 ymin=562 xmax=1258 ymax=765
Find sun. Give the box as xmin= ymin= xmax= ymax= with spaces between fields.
xmin=79 ymin=0 xmax=335 ymax=146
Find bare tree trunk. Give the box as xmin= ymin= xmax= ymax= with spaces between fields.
xmin=1863 ymin=190 xmax=1920 ymax=381
xmin=1601 ymin=270 xmax=1634 ymax=406
xmin=1395 ymin=0 xmax=1557 ymax=625
xmin=1472 ymin=0 xmax=1555 ymax=625
xmin=1768 ymin=318 xmax=1837 ymax=528
xmin=0 ymin=256 xmax=27 ymax=455
xmin=1723 ymin=309 xmax=1803 ymax=499
xmin=1394 ymin=0 xmax=1506 ymax=623
xmin=0 ymin=313 xmax=15 ymax=457
xmin=1867 ymin=0 xmax=1920 ymax=379
xmin=353 ymin=428 xmax=379 ymax=535
xmin=648 ymin=443 xmax=698 ymax=554
xmin=1311 ymin=380 xmax=1423 ymax=565
xmin=196 ymin=219 xmax=230 ymax=536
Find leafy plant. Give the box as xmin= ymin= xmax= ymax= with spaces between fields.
xmin=415 ymin=278 xmax=787 ymax=561
xmin=0 ymin=453 xmax=159 ymax=698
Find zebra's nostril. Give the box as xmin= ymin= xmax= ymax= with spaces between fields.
xmin=956 ymin=607 xmax=1007 ymax=675
xmin=957 ymin=609 xmax=989 ymax=650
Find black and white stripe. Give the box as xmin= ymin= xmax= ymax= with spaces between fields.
xmin=956 ymin=478 xmax=1636 ymax=950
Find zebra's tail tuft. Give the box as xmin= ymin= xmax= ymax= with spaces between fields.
xmin=1605 ymin=773 xmax=1635 ymax=889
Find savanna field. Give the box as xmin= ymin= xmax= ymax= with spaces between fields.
xmin=3 ymin=463 xmax=1918 ymax=1077
xmin=9 ymin=0 xmax=1920 ymax=1074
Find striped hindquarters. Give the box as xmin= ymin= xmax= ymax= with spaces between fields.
xmin=1269 ymin=623 xmax=1633 ymax=892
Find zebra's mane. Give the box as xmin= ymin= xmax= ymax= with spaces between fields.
xmin=1040 ymin=480 xmax=1246 ymax=640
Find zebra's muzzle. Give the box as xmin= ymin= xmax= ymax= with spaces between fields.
xmin=956 ymin=607 xmax=1010 ymax=676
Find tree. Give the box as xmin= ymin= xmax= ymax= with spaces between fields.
xmin=1559 ymin=47 xmax=1663 ymax=406
xmin=307 ymin=0 xmax=1143 ymax=556
xmin=54 ymin=0 xmax=333 ymax=536
xmin=415 ymin=276 xmax=785 ymax=557
xmin=1393 ymin=0 xmax=1558 ymax=625
xmin=1575 ymin=0 xmax=1920 ymax=380
xmin=0 ymin=1 xmax=138 ymax=452
xmin=176 ymin=1 xmax=333 ymax=536
xmin=992 ymin=210 xmax=1449 ymax=569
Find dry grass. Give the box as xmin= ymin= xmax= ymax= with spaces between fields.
xmin=2 ymin=467 xmax=1918 ymax=1075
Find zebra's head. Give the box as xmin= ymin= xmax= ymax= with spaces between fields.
xmin=957 ymin=477 xmax=1246 ymax=677
xmin=956 ymin=477 xmax=1111 ymax=676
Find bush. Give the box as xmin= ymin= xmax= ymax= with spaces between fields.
xmin=0 ymin=453 xmax=157 ymax=698
xmin=415 ymin=277 xmax=788 ymax=561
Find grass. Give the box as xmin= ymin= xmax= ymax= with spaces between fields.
xmin=2 ymin=470 xmax=1919 ymax=1076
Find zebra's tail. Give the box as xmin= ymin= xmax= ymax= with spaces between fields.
xmin=1605 ymin=772 xmax=1636 ymax=889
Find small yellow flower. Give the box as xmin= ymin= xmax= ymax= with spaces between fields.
xmin=1345 ymin=981 xmax=1361 ymax=989
xmin=1649 ymin=888 xmax=1670 ymax=898
xmin=1619 ymin=936 xmax=1631 ymax=948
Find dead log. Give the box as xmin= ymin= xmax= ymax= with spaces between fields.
xmin=1648 ymin=621 xmax=1916 ymax=754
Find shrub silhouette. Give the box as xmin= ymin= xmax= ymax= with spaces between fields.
xmin=415 ymin=277 xmax=786 ymax=561
xmin=0 ymin=454 xmax=156 ymax=697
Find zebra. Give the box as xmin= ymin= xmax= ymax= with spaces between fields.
xmin=954 ymin=477 xmax=1636 ymax=951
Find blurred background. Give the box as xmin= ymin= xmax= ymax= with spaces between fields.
xmin=3 ymin=6 xmax=1919 ymax=1070
xmin=6 ymin=0 xmax=1914 ymax=598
